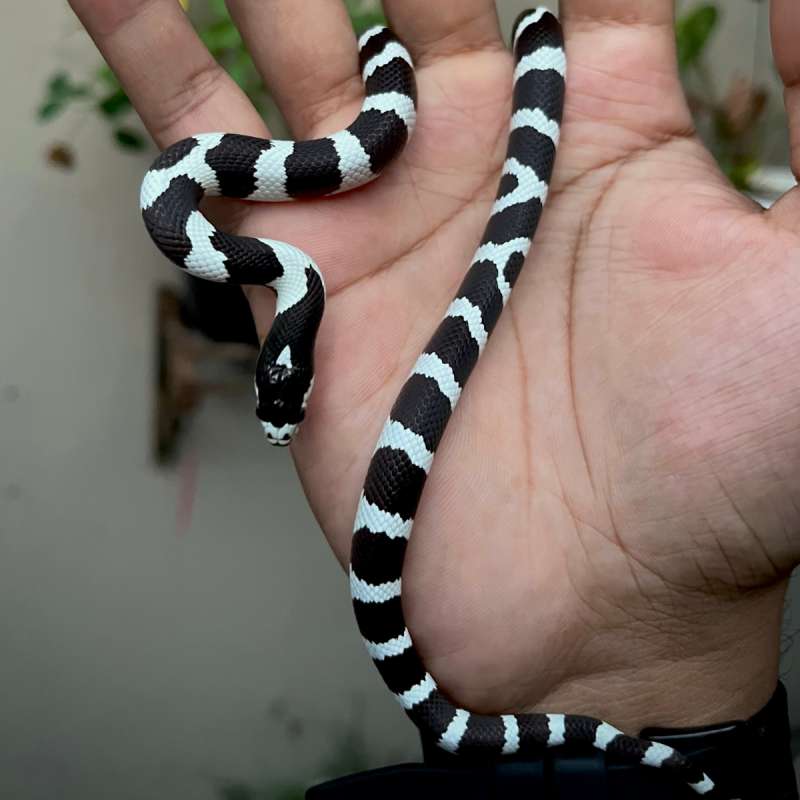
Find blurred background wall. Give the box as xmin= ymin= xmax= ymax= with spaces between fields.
xmin=0 ymin=2 xmax=795 ymax=798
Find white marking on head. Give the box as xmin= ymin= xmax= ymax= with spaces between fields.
xmin=260 ymin=420 xmax=298 ymax=446
xmin=275 ymin=346 xmax=293 ymax=369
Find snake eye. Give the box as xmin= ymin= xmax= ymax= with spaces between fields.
xmin=267 ymin=364 xmax=292 ymax=384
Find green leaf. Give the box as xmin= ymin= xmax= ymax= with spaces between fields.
xmin=351 ymin=11 xmax=386 ymax=34
xmin=96 ymin=64 xmax=122 ymax=90
xmin=47 ymin=70 xmax=90 ymax=100
xmin=676 ymin=4 xmax=719 ymax=71
xmin=113 ymin=127 xmax=146 ymax=150
xmin=200 ymin=18 xmax=242 ymax=54
xmin=345 ymin=0 xmax=386 ymax=33
xmin=98 ymin=88 xmax=131 ymax=117
xmin=48 ymin=71 xmax=71 ymax=97
xmin=227 ymin=50 xmax=258 ymax=91
xmin=208 ymin=0 xmax=229 ymax=20
xmin=720 ymin=154 xmax=759 ymax=191
xmin=37 ymin=100 xmax=64 ymax=121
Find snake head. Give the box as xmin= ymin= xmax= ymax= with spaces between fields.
xmin=255 ymin=349 xmax=314 ymax=447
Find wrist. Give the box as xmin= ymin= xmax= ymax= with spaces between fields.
xmin=531 ymin=578 xmax=787 ymax=733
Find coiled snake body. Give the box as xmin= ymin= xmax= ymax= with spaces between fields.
xmin=141 ymin=9 xmax=719 ymax=796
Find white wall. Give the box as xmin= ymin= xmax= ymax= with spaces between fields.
xmin=0 ymin=3 xmax=794 ymax=799
xmin=0 ymin=4 xmax=418 ymax=798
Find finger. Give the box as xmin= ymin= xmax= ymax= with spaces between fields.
xmin=560 ymin=0 xmax=679 ymax=74
xmin=67 ymin=0 xmax=268 ymax=147
xmin=558 ymin=0 xmax=693 ymax=148
xmin=561 ymin=0 xmax=674 ymax=27
xmin=226 ymin=0 xmax=363 ymax=138
xmin=381 ymin=0 xmax=502 ymax=67
xmin=771 ymin=0 xmax=800 ymax=179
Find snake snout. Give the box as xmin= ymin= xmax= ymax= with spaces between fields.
xmin=260 ymin=420 xmax=299 ymax=447
xmin=255 ymin=359 xmax=312 ymax=447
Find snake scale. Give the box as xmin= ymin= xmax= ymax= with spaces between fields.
xmin=140 ymin=8 xmax=720 ymax=797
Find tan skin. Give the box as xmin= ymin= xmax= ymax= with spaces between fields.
xmin=70 ymin=0 xmax=800 ymax=732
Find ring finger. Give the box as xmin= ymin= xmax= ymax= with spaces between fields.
xmin=225 ymin=0 xmax=365 ymax=139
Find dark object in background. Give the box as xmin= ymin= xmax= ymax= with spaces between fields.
xmin=180 ymin=277 xmax=258 ymax=347
xmin=154 ymin=281 xmax=258 ymax=464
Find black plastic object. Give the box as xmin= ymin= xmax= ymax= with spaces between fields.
xmin=307 ymin=683 xmax=797 ymax=799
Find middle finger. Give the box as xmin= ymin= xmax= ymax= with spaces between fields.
xmin=226 ymin=0 xmax=365 ymax=138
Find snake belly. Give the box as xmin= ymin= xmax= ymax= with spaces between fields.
xmin=349 ymin=9 xmax=721 ymax=798
xmin=140 ymin=26 xmax=417 ymax=446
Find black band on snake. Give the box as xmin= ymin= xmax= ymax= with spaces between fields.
xmin=140 ymin=9 xmax=720 ymax=797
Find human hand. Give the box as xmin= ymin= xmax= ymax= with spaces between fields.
xmin=69 ymin=0 xmax=800 ymax=732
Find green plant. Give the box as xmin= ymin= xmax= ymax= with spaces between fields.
xmin=676 ymin=1 xmax=769 ymax=189
xmin=37 ymin=66 xmax=146 ymax=157
xmin=676 ymin=3 xmax=720 ymax=72
xmin=38 ymin=0 xmax=385 ymax=165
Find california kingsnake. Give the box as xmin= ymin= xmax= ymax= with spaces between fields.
xmin=140 ymin=8 xmax=719 ymax=797
xmin=140 ymin=23 xmax=416 ymax=445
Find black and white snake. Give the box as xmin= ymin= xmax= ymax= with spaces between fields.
xmin=140 ymin=9 xmax=720 ymax=797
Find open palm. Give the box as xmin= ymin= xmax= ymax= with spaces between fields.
xmin=72 ymin=0 xmax=800 ymax=730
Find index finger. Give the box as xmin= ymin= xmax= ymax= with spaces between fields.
xmin=68 ymin=0 xmax=268 ymax=147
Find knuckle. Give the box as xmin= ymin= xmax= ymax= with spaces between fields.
xmin=152 ymin=60 xmax=228 ymax=142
